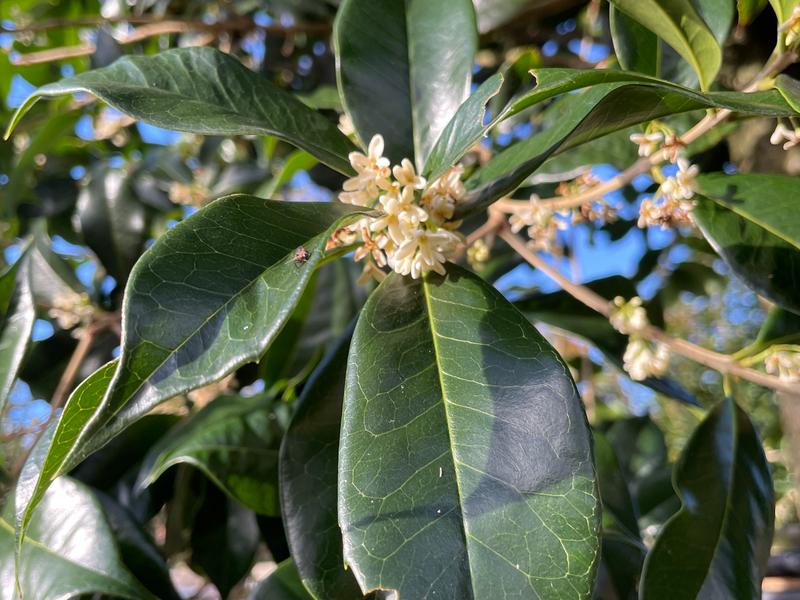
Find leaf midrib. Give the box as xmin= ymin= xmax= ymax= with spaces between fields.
xmin=422 ymin=277 xmax=477 ymax=598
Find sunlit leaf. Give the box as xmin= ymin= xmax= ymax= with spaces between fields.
xmin=340 ymin=266 xmax=599 ymax=598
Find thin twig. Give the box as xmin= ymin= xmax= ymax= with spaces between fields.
xmin=50 ymin=322 xmax=104 ymax=410
xmin=1 ymin=15 xmax=331 ymax=35
xmin=500 ymin=227 xmax=800 ymax=397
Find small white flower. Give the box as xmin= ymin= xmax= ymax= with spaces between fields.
xmin=765 ymin=348 xmax=800 ymax=382
xmin=421 ymin=165 xmax=465 ymax=227
xmin=371 ymin=186 xmax=428 ymax=245
xmin=610 ymin=296 xmax=649 ymax=335
xmin=339 ymin=134 xmax=392 ymax=206
xmin=48 ymin=290 xmax=96 ymax=334
xmin=770 ymin=122 xmax=800 ymax=150
xmin=779 ymin=6 xmax=800 ymax=47
xmin=629 ymin=132 xmax=663 ymax=157
xmin=391 ymin=229 xmax=462 ymax=279
xmin=623 ymin=337 xmax=670 ymax=381
xmin=661 ymin=158 xmax=698 ymax=202
xmin=392 ymin=158 xmax=426 ymax=190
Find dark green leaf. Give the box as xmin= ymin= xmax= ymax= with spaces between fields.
xmin=601 ymin=531 xmax=646 ymax=600
xmin=77 ymin=165 xmax=148 ymax=284
xmin=340 ymin=266 xmax=599 ymax=598
xmin=425 ymin=73 xmax=504 ymax=180
xmin=6 ymin=47 xmax=357 ymax=174
xmin=610 ymin=6 xmax=660 ymax=76
xmin=190 ymin=486 xmax=259 ymax=597
xmin=463 ymin=71 xmax=798 ymax=216
xmin=334 ymin=0 xmax=477 ymax=167
xmin=0 ymin=254 xmax=35 ymax=411
xmin=694 ymin=173 xmax=800 ymax=315
xmin=769 ymin=0 xmax=799 ymax=22
xmin=607 ymin=0 xmax=721 ymax=89
xmin=640 ymin=398 xmax=774 ymax=599
xmin=472 ymin=0 xmax=542 ymax=33
xmin=250 ymin=559 xmax=314 ymax=600
xmin=594 ymin=431 xmax=640 ymax=539
xmin=1 ymin=477 xmax=154 ymax=600
xmin=777 ymin=73 xmax=800 ymax=113
xmin=138 ymin=393 xmax=282 ymax=516
xmin=83 ymin=197 xmax=360 ymax=456
xmin=753 ymin=307 xmax=800 ymax=351
xmin=95 ymin=490 xmax=181 ymax=600
xmin=280 ymin=325 xmax=362 ymax=600
xmin=15 ymin=198 xmax=361 ymax=565
xmin=15 ymin=360 xmax=118 ymax=561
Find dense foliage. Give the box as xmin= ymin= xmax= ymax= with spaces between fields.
xmin=1 ymin=0 xmax=800 ymax=598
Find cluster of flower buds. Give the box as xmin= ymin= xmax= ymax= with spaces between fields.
xmin=631 ymin=122 xmax=700 ymax=229
xmin=610 ymin=296 xmax=671 ymax=381
xmin=333 ymin=135 xmax=464 ymax=281
xmin=765 ymin=347 xmax=800 ymax=382
xmin=508 ymin=195 xmax=570 ymax=255
xmin=48 ymin=290 xmax=96 ymax=336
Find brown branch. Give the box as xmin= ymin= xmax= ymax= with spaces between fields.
xmin=499 ymin=227 xmax=800 ymax=397
xmin=1 ymin=15 xmax=330 ymax=35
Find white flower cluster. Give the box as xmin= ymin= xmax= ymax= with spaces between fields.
xmin=770 ymin=122 xmax=800 ymax=150
xmin=638 ymin=158 xmax=699 ymax=229
xmin=336 ymin=135 xmax=463 ymax=281
xmin=610 ymin=296 xmax=648 ymax=335
xmin=508 ymin=195 xmax=569 ymax=255
xmin=610 ymin=296 xmax=670 ymax=381
xmin=623 ymin=337 xmax=671 ymax=381
xmin=48 ymin=290 xmax=96 ymax=335
xmin=765 ymin=348 xmax=800 ymax=382
xmin=630 ymin=125 xmax=700 ymax=229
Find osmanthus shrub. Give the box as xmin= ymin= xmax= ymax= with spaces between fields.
xmin=2 ymin=0 xmax=800 ymax=598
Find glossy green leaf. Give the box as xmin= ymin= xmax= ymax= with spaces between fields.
xmin=694 ymin=173 xmax=800 ymax=315
xmin=463 ymin=70 xmax=798 ymax=215
xmin=280 ymin=325 xmax=363 ymax=600
xmin=777 ymin=73 xmax=800 ymax=112
xmin=138 ymin=393 xmax=282 ymax=516
xmin=607 ymin=0 xmax=721 ymax=89
xmin=737 ymin=0 xmax=768 ymax=23
xmin=339 ymin=266 xmax=599 ymax=598
xmin=609 ymin=6 xmax=660 ymax=76
xmin=697 ymin=0 xmax=736 ymax=44
xmin=0 ymin=254 xmax=35 ymax=411
xmin=15 ymin=197 xmax=360 ymax=566
xmin=1 ymin=477 xmax=153 ymax=600
xmin=83 ymin=197 xmax=360 ymax=457
xmin=250 ymin=559 xmax=314 ymax=600
xmin=769 ymin=0 xmax=799 ymax=22
xmin=425 ymin=73 xmax=504 ymax=180
xmin=77 ymin=165 xmax=148 ymax=284
xmin=96 ymin=490 xmax=181 ymax=600
xmin=640 ymin=398 xmax=774 ymax=599
xmin=594 ymin=432 xmax=640 ymax=540
xmin=190 ymin=486 xmax=259 ymax=597
xmin=15 ymin=360 xmax=118 ymax=563
xmin=472 ymin=0 xmax=542 ymax=33
xmin=6 ymin=47 xmax=357 ymax=174
xmin=334 ymin=0 xmax=477 ymax=167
